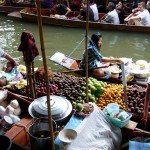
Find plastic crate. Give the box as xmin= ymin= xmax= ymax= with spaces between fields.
xmin=103 ymin=108 xmax=132 ymax=128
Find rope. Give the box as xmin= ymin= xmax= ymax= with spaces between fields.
xmin=56 ymin=35 xmax=87 ymax=72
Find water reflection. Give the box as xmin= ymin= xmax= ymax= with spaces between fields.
xmin=0 ymin=14 xmax=150 ymax=69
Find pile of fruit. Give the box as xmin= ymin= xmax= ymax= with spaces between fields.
xmin=77 ymin=77 xmax=107 ymax=103
xmin=97 ymin=83 xmax=125 ymax=110
xmin=127 ymin=84 xmax=146 ymax=114
xmin=50 ymin=72 xmax=86 ymax=102
xmin=11 ymin=71 xmax=147 ymax=115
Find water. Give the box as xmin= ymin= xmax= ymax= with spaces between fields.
xmin=33 ymin=130 xmax=50 ymax=138
xmin=0 ymin=14 xmax=150 ymax=71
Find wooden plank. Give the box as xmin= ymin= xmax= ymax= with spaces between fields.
xmin=124 ymin=120 xmax=138 ymax=130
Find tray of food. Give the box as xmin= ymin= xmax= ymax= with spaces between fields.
xmin=73 ymin=103 xmax=94 ymax=117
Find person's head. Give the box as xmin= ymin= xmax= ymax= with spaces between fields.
xmin=116 ymin=0 xmax=124 ymax=8
xmin=107 ymin=2 xmax=115 ymax=11
xmin=116 ymin=6 xmax=123 ymax=13
xmin=53 ymin=0 xmax=60 ymax=8
xmin=81 ymin=1 xmax=87 ymax=8
xmin=138 ymin=2 xmax=146 ymax=11
xmin=5 ymin=61 xmax=15 ymax=73
xmin=90 ymin=32 xmax=102 ymax=50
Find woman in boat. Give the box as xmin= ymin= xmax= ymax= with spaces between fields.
xmin=124 ymin=2 xmax=150 ymax=26
xmin=79 ymin=32 xmax=123 ymax=78
xmin=4 ymin=61 xmax=15 ymax=73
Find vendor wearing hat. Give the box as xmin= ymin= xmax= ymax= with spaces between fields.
xmin=79 ymin=33 xmax=123 ymax=78
xmin=100 ymin=2 xmax=120 ymax=24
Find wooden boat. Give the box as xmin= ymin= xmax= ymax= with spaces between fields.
xmin=8 ymin=8 xmax=150 ymax=33
xmin=1 ymin=77 xmax=150 ymax=149
xmin=0 ymin=2 xmax=35 ymax=13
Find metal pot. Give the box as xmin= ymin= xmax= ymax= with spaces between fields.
xmin=28 ymin=118 xmax=57 ymax=150
xmin=28 ymin=95 xmax=72 ymax=126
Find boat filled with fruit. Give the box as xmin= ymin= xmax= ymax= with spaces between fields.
xmin=0 ymin=57 xmax=150 ymax=149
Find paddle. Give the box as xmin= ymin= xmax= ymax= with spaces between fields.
xmin=61 ymin=65 xmax=108 ymax=73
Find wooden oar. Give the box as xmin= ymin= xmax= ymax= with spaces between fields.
xmin=61 ymin=65 xmax=108 ymax=73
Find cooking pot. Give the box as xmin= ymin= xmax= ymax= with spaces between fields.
xmin=28 ymin=118 xmax=57 ymax=150
xmin=28 ymin=95 xmax=72 ymax=126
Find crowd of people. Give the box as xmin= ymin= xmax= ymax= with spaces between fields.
xmin=7 ymin=0 xmax=150 ymax=26
xmin=39 ymin=0 xmax=150 ymax=26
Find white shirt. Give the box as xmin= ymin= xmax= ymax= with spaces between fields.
xmin=0 ymin=48 xmax=6 ymax=57
xmin=138 ymin=9 xmax=150 ymax=26
xmin=90 ymin=3 xmax=99 ymax=21
xmin=105 ymin=9 xmax=120 ymax=24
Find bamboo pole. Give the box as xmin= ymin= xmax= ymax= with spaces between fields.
xmin=85 ymin=0 xmax=89 ymax=103
xmin=35 ymin=0 xmax=55 ymax=149
xmin=26 ymin=63 xmax=35 ymax=99
xmin=61 ymin=65 xmax=108 ymax=73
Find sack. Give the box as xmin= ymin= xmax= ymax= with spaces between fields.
xmin=129 ymin=137 xmax=150 ymax=150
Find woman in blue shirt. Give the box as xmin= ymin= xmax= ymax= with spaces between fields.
xmin=79 ymin=33 xmax=123 ymax=78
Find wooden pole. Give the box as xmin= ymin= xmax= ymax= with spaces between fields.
xmin=121 ymin=64 xmax=128 ymax=111
xmin=35 ymin=0 xmax=55 ymax=149
xmin=85 ymin=0 xmax=89 ymax=103
xmin=26 ymin=63 xmax=35 ymax=99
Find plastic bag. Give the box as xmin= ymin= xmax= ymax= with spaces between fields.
xmin=61 ymin=103 xmax=122 ymax=150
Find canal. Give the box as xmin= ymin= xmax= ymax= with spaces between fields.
xmin=0 ymin=14 xmax=150 ymax=71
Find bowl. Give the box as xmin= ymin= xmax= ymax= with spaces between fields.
xmin=58 ymin=129 xmax=77 ymax=144
xmin=111 ymin=72 xmax=119 ymax=79
xmin=106 ymin=103 xmax=119 ymax=115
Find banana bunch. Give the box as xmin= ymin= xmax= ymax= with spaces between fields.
xmin=18 ymin=65 xmax=26 ymax=74
xmin=15 ymin=79 xmax=27 ymax=89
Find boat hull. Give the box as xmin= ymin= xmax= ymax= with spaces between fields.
xmin=18 ymin=8 xmax=150 ymax=33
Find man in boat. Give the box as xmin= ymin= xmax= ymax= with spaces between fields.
xmin=89 ymin=0 xmax=99 ymax=22
xmin=116 ymin=6 xmax=125 ymax=24
xmin=79 ymin=33 xmax=123 ymax=79
xmin=0 ymin=48 xmax=19 ymax=66
xmin=124 ymin=2 xmax=150 ymax=26
xmin=75 ymin=1 xmax=94 ymax=22
xmin=100 ymin=2 xmax=120 ymax=24
xmin=53 ymin=0 xmax=71 ymax=17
